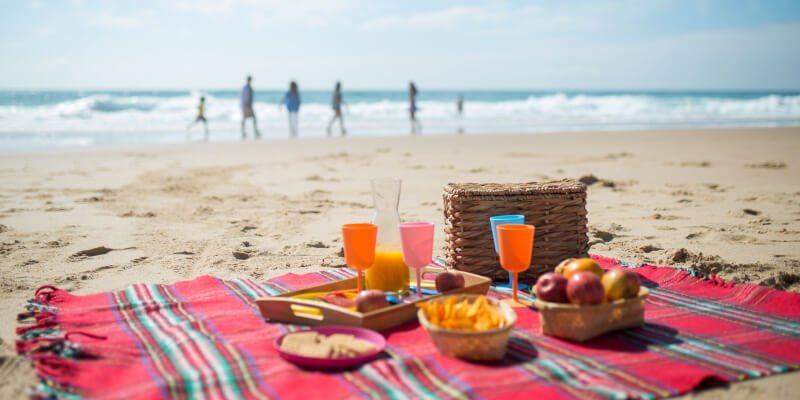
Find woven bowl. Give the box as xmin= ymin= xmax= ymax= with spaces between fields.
xmin=417 ymin=295 xmax=517 ymax=361
xmin=535 ymin=287 xmax=649 ymax=342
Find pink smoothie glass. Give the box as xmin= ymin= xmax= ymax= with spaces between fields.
xmin=399 ymin=222 xmax=434 ymax=298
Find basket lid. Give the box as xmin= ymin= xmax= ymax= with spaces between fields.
xmin=443 ymin=179 xmax=586 ymax=196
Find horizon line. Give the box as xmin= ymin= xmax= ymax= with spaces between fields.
xmin=2 ymin=87 xmax=799 ymax=93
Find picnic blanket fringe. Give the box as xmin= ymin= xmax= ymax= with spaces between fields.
xmin=16 ymin=285 xmax=106 ymax=399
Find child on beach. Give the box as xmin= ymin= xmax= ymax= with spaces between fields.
xmin=282 ymin=81 xmax=301 ymax=138
xmin=186 ymin=96 xmax=209 ymax=141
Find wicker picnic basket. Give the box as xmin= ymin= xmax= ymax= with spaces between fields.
xmin=443 ymin=180 xmax=589 ymax=281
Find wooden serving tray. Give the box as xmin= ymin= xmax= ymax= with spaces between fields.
xmin=256 ymin=269 xmax=491 ymax=331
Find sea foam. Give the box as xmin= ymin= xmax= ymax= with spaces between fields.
xmin=1 ymin=90 xmax=798 ymax=150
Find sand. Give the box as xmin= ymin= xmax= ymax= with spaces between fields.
xmin=1 ymin=127 xmax=798 ymax=398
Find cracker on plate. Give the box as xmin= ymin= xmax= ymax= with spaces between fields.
xmin=280 ymin=332 xmax=376 ymax=359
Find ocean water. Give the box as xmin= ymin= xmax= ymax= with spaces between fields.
xmin=1 ymin=89 xmax=799 ymax=151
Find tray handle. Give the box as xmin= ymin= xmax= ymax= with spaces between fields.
xmin=421 ymin=264 xmax=448 ymax=281
xmin=256 ymin=296 xmax=362 ymax=326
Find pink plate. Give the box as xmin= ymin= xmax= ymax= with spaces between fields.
xmin=275 ymin=326 xmax=386 ymax=370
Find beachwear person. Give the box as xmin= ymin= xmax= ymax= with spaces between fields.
xmin=241 ymin=76 xmax=261 ymax=139
xmin=186 ymin=96 xmax=209 ymax=141
xmin=409 ymin=82 xmax=421 ymax=134
xmin=326 ymin=81 xmax=347 ymax=137
xmin=456 ymin=94 xmax=464 ymax=135
xmin=281 ymin=81 xmax=301 ymax=138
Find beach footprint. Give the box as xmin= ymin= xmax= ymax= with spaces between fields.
xmin=745 ymin=161 xmax=786 ymax=170
xmin=679 ymin=161 xmax=712 ymax=168
xmin=69 ymin=246 xmax=135 ymax=261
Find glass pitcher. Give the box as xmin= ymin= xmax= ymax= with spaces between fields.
xmin=366 ymin=178 xmax=410 ymax=294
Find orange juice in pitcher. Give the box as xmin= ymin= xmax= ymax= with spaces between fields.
xmin=366 ymin=245 xmax=410 ymax=293
xmin=366 ymin=178 xmax=411 ymax=294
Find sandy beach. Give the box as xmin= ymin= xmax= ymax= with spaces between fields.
xmin=1 ymin=127 xmax=799 ymax=398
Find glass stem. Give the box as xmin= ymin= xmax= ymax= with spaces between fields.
xmin=416 ymin=267 xmax=422 ymax=297
xmin=512 ymin=272 xmax=518 ymax=303
xmin=357 ymin=270 xmax=363 ymax=292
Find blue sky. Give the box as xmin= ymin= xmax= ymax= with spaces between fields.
xmin=1 ymin=0 xmax=799 ymax=90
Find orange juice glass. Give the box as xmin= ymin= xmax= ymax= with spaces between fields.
xmin=342 ymin=223 xmax=378 ymax=292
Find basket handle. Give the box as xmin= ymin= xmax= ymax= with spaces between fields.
xmin=256 ymin=296 xmax=362 ymax=325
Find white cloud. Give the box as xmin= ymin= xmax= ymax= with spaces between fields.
xmin=363 ymin=6 xmax=490 ymax=30
xmin=87 ymin=12 xmax=150 ymax=29
xmin=5 ymin=0 xmax=798 ymax=89
xmin=170 ymin=0 xmax=358 ymax=29
xmin=361 ymin=1 xmax=668 ymax=33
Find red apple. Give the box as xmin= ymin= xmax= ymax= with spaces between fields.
xmin=602 ymin=268 xmax=641 ymax=301
xmin=534 ymin=272 xmax=569 ymax=303
xmin=435 ymin=271 xmax=465 ymax=293
xmin=566 ymin=271 xmax=605 ymax=305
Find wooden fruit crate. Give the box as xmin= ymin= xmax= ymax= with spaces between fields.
xmin=534 ymin=287 xmax=649 ymax=342
xmin=256 ymin=269 xmax=491 ymax=331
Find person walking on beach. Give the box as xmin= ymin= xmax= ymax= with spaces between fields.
xmin=409 ymin=82 xmax=421 ymax=134
xmin=241 ymin=76 xmax=261 ymax=139
xmin=281 ymin=81 xmax=301 ymax=138
xmin=326 ymin=81 xmax=346 ymax=137
xmin=186 ymin=96 xmax=209 ymax=141
xmin=456 ymin=94 xmax=464 ymax=135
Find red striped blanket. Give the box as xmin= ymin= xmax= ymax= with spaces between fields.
xmin=16 ymin=255 xmax=800 ymax=399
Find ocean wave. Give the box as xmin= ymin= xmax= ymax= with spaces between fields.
xmin=1 ymin=91 xmax=799 ymax=147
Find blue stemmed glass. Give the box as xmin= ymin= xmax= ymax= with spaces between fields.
xmin=490 ymin=215 xmax=530 ymax=291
